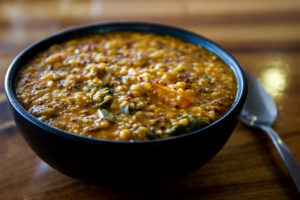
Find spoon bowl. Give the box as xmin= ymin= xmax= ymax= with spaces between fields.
xmin=239 ymin=72 xmax=277 ymax=127
xmin=239 ymin=71 xmax=300 ymax=192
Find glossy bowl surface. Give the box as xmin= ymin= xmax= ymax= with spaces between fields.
xmin=5 ymin=22 xmax=247 ymax=186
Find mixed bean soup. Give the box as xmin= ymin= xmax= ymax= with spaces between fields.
xmin=16 ymin=32 xmax=237 ymax=141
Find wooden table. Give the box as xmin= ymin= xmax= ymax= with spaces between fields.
xmin=0 ymin=0 xmax=300 ymax=199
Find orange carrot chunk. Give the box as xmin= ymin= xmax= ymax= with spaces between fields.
xmin=151 ymin=82 xmax=197 ymax=108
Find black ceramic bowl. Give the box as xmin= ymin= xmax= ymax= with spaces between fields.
xmin=5 ymin=22 xmax=247 ymax=186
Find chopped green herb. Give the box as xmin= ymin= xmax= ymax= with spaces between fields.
xmin=90 ymin=85 xmax=113 ymax=109
xmin=165 ymin=124 xmax=186 ymax=136
xmin=95 ymin=95 xmax=113 ymax=108
xmin=121 ymin=104 xmax=131 ymax=115
xmin=167 ymin=116 xmax=210 ymax=136
xmin=87 ymin=84 xmax=110 ymax=91
xmin=98 ymin=108 xmax=115 ymax=124
xmin=121 ymin=104 xmax=142 ymax=115
xmin=146 ymin=131 xmax=161 ymax=140
xmin=188 ymin=116 xmax=210 ymax=130
xmin=203 ymin=87 xmax=210 ymax=93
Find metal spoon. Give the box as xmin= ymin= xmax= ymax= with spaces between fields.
xmin=239 ymin=71 xmax=300 ymax=192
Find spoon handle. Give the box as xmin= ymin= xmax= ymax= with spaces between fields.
xmin=260 ymin=125 xmax=300 ymax=192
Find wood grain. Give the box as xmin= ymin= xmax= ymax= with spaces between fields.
xmin=0 ymin=0 xmax=300 ymax=199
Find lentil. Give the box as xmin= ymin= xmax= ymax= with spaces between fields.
xmin=16 ymin=32 xmax=237 ymax=141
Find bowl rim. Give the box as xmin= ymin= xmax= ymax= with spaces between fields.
xmin=5 ymin=21 xmax=247 ymax=145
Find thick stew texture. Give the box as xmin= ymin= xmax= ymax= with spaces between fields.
xmin=16 ymin=32 xmax=237 ymax=141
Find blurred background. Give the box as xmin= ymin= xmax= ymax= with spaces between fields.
xmin=0 ymin=0 xmax=300 ymax=199
xmin=1 ymin=0 xmax=300 ymax=97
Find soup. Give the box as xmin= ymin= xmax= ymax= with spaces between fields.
xmin=16 ymin=32 xmax=237 ymax=141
